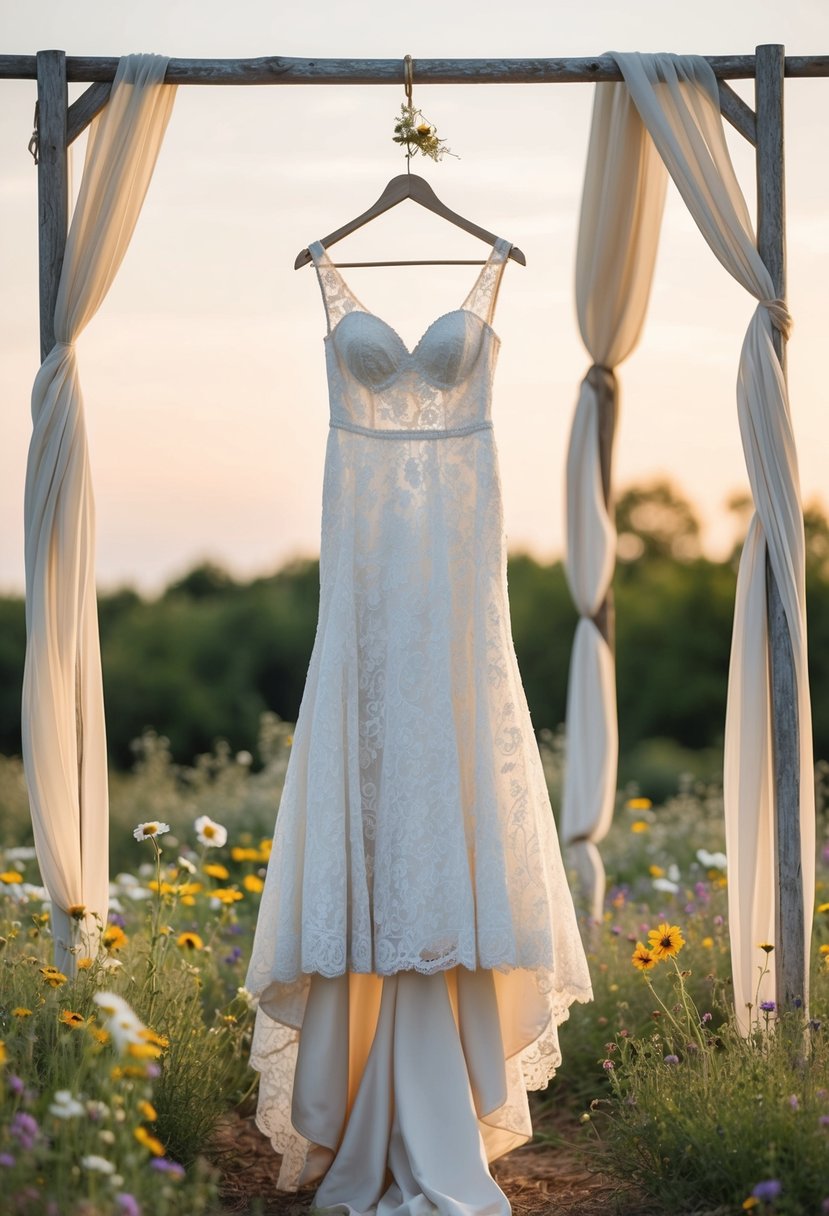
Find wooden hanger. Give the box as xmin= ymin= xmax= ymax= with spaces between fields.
xmin=293 ymin=170 xmax=527 ymax=269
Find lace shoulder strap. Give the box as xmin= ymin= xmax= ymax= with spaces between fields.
xmin=308 ymin=241 xmax=366 ymax=334
xmin=461 ymin=237 xmax=512 ymax=327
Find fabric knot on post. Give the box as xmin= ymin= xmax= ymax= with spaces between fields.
xmin=760 ymin=297 xmax=793 ymax=340
xmin=585 ymin=363 xmax=616 ymax=394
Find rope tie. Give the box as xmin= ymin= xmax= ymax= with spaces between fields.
xmin=760 ymin=297 xmax=793 ymax=340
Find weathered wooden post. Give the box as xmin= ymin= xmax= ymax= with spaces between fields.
xmin=35 ymin=49 xmax=68 ymax=360
xmin=755 ymin=42 xmax=808 ymax=1015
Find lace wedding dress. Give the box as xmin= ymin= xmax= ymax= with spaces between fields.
xmin=245 ymin=237 xmax=593 ymax=1214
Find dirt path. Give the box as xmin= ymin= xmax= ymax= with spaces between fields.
xmin=210 ymin=1106 xmax=643 ymax=1216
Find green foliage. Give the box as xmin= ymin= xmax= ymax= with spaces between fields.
xmin=587 ymin=959 xmax=829 ymax=1215
xmin=2 ymin=484 xmax=829 ymax=790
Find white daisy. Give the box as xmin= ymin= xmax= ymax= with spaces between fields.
xmin=133 ymin=821 xmax=170 ymax=842
xmin=194 ymin=815 xmax=228 ymax=848
xmin=49 ymin=1090 xmax=85 ymax=1119
xmin=81 ymin=1154 xmax=116 ymax=1174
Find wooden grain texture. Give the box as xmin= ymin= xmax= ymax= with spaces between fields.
xmin=67 ymin=81 xmax=111 ymax=144
xmin=36 ymin=50 xmax=67 ymax=361
xmin=2 ymin=52 xmax=829 ymax=84
xmin=718 ymin=80 xmax=757 ymax=145
xmin=755 ymin=43 xmax=807 ymax=1014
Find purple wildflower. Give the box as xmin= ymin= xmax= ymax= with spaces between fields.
xmin=701 ymin=1012 xmax=713 ymax=1024
xmin=789 ymin=1094 xmax=799 ymax=1111
xmin=810 ymin=1019 xmax=822 ymax=1031
xmin=822 ymin=1200 xmax=829 ymax=1216
xmin=223 ymin=946 xmax=243 ymax=964
xmin=108 ymin=911 xmax=127 ymax=929
xmin=150 ymin=1158 xmax=185 ymax=1179
xmin=10 ymin=1112 xmax=38 ymax=1150
xmin=145 ymin=1063 xmax=161 ymax=1079
xmin=6 ymin=1075 xmax=24 ymax=1096
xmin=760 ymin=1000 xmax=776 ymax=1013
xmin=115 ymin=1195 xmax=141 ymax=1216
xmin=0 ymin=1154 xmax=14 ymax=1167
xmin=819 ymin=1115 xmax=829 ymax=1127
xmin=822 ymin=842 xmax=829 ymax=865
xmin=752 ymin=1180 xmax=782 ymax=1203
xmin=713 ymin=914 xmax=724 ymax=927
xmin=601 ymin=1059 xmax=615 ymax=1071
xmin=664 ymin=1054 xmax=680 ymax=1065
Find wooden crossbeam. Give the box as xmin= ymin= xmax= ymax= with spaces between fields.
xmin=2 ymin=51 xmax=829 ymax=85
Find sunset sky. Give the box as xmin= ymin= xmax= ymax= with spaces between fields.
xmin=1 ymin=0 xmax=827 ymax=594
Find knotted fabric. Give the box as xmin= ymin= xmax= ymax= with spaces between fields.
xmin=568 ymin=51 xmax=814 ymax=1029
xmin=23 ymin=54 xmax=176 ymax=971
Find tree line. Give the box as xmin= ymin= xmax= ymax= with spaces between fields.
xmin=1 ymin=482 xmax=827 ymax=797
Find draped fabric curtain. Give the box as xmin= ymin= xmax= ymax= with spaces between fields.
xmin=562 ymin=84 xmax=667 ymax=919
xmin=23 ymin=54 xmax=176 ymax=972
xmin=569 ymin=51 xmax=814 ymax=1029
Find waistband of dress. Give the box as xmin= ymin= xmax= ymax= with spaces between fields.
xmin=329 ymin=418 xmax=493 ymax=440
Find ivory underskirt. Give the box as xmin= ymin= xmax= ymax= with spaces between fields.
xmin=251 ymin=965 xmax=576 ymax=1214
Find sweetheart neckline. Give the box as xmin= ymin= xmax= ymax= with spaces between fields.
xmin=323 ymin=306 xmax=501 ymax=359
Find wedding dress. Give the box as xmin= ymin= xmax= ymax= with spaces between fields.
xmin=245 ymin=236 xmax=593 ymax=1214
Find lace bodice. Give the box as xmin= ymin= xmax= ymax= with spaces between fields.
xmin=309 ymin=238 xmax=511 ymax=436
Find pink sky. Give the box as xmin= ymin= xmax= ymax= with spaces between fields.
xmin=1 ymin=0 xmax=827 ymax=593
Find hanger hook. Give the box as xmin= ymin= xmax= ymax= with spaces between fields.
xmin=403 ymin=54 xmax=413 ymax=107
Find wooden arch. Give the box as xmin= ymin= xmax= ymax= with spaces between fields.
xmin=1 ymin=43 xmax=827 ymax=1013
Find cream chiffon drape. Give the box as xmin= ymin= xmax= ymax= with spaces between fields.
xmin=23 ymin=54 xmax=176 ymax=971
xmin=566 ymin=52 xmax=814 ymax=1028
xmin=562 ymin=83 xmax=667 ymax=918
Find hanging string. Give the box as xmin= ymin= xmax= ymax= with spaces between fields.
xmin=404 ymin=54 xmax=413 ymax=176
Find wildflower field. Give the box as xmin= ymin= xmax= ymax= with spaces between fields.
xmin=0 ymin=718 xmax=828 ymax=1215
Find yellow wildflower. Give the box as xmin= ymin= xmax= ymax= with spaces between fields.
xmin=212 ymin=888 xmax=244 ymax=904
xmin=258 ymin=838 xmax=273 ymax=858
xmin=59 ymin=1010 xmax=86 ymax=1029
xmin=0 ymin=1042 xmax=6 ymax=1065
xmin=819 ymin=944 xmax=829 ymax=956
xmin=701 ymin=936 xmax=714 ymax=949
xmin=39 ymin=966 xmax=68 ymax=987
xmin=138 ymin=1099 xmax=158 ymax=1122
xmin=175 ymin=882 xmax=202 ymax=897
xmin=77 ymin=958 xmax=93 ymax=970
xmin=626 ymin=797 xmax=652 ymax=810
xmin=67 ymin=904 xmax=86 ymax=921
xmin=141 ymin=1029 xmax=170 ymax=1049
xmin=148 ymin=880 xmax=176 ymax=895
xmin=134 ymin=1125 xmax=165 ymax=1156
xmin=127 ymin=1042 xmax=163 ymax=1060
xmin=742 ymin=1200 xmax=760 ymax=1211
xmin=88 ymin=1025 xmax=109 ymax=1045
xmin=103 ymin=925 xmax=127 ymax=951
xmin=176 ymin=932 xmax=204 ymax=951
xmin=630 ymin=820 xmax=650 ymax=834
xmin=243 ymin=874 xmax=264 ymax=893
xmin=231 ymin=847 xmax=260 ymax=862
xmin=818 ymin=903 xmax=829 ymax=914
xmin=647 ymin=923 xmax=685 ymax=961
xmin=758 ymin=942 xmax=775 ymax=954
xmin=632 ymin=942 xmax=656 ymax=972
xmin=203 ymin=863 xmax=229 ymax=881
xmin=649 ymin=865 xmax=665 ymax=878
xmin=0 ymin=871 xmax=23 ymax=884
xmin=12 ymin=1007 xmax=33 ymax=1018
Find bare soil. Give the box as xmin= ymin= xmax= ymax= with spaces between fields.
xmin=209 ymin=1101 xmax=648 ymax=1216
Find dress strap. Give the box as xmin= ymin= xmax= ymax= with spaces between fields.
xmin=461 ymin=237 xmax=512 ymax=328
xmin=308 ymin=241 xmax=367 ymax=335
